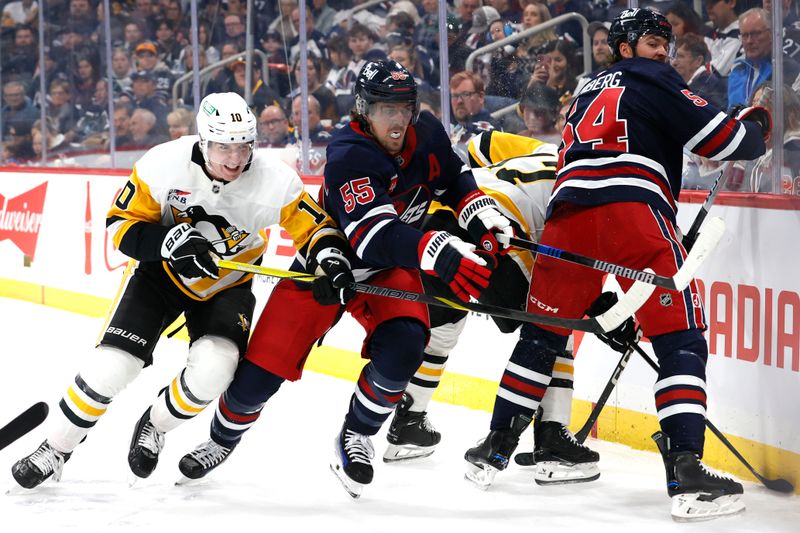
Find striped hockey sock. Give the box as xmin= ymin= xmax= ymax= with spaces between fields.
xmin=404 ymin=352 xmax=448 ymax=413
xmin=149 ymin=369 xmax=212 ymax=432
xmin=345 ymin=363 xmax=408 ymax=436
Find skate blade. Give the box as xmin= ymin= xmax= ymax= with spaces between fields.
xmin=464 ymin=463 xmax=498 ymax=490
xmin=175 ymin=475 xmax=207 ymax=487
xmin=127 ymin=473 xmax=144 ymax=488
xmin=671 ymin=493 xmax=746 ymax=522
xmin=6 ymin=483 xmax=36 ymax=495
xmin=329 ymin=463 xmax=363 ymax=499
xmin=383 ymin=443 xmax=436 ymax=463
xmin=533 ymin=461 xmax=601 ymax=486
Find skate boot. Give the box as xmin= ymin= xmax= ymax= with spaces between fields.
xmin=384 ymin=393 xmax=441 ymax=463
xmin=178 ymin=439 xmax=235 ymax=482
xmin=330 ymin=424 xmax=375 ymax=499
xmin=11 ymin=440 xmax=72 ymax=489
xmin=464 ymin=414 xmax=531 ymax=489
xmin=654 ymin=431 xmax=745 ymax=521
xmin=127 ymin=408 xmax=165 ymax=479
xmin=532 ymin=421 xmax=600 ymax=485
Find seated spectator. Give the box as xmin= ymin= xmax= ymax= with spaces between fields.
xmin=704 ymin=0 xmax=741 ymax=77
xmin=2 ymin=0 xmax=38 ymax=28
xmin=290 ymin=94 xmax=333 ymax=145
xmin=31 ymin=123 xmax=72 ymax=160
xmin=449 ymin=71 xmax=502 ymax=143
xmin=287 ymin=55 xmax=338 ymax=121
xmin=672 ymin=34 xmax=728 ymax=110
xmin=466 ymin=6 xmax=500 ymax=52
xmin=340 ymin=22 xmax=385 ymax=94
xmin=387 ymin=44 xmax=435 ymax=97
xmin=455 ymin=0 xmax=482 ymax=36
xmin=259 ymin=105 xmax=293 ymax=147
xmin=47 ymin=79 xmax=79 ymax=142
xmin=2 ymin=80 xmax=37 ymax=159
xmin=166 ymin=107 xmax=194 ymax=140
xmin=74 ymin=79 xmax=111 ymax=146
xmin=128 ymin=107 xmax=168 ymax=147
xmin=154 ymin=19 xmax=184 ymax=70
xmin=73 ymin=55 xmax=100 ymax=110
xmin=287 ymin=6 xmax=327 ymax=64
xmin=543 ymin=38 xmax=580 ymax=102
xmin=764 ymin=0 xmax=800 ymax=60
xmin=575 ymin=21 xmax=612 ymax=93
xmin=547 ymin=0 xmax=592 ymax=44
xmin=113 ymin=106 xmax=134 ymax=148
xmin=111 ymin=47 xmax=134 ymax=95
xmin=3 ymin=25 xmax=38 ymax=82
xmin=324 ymin=32 xmax=352 ymax=97
xmin=664 ymin=1 xmax=707 ymax=38
xmin=311 ymin=0 xmax=336 ymax=36
xmin=747 ymin=83 xmax=800 ymax=193
xmin=489 ymin=0 xmax=522 ymax=24
xmin=518 ymin=2 xmax=558 ymax=52
xmin=729 ymin=7 xmax=800 ymax=109
xmin=221 ymin=13 xmax=247 ymax=50
xmin=122 ymin=20 xmax=146 ymax=53
xmin=129 ymin=70 xmax=169 ymax=131
xmin=268 ymin=0 xmax=298 ymax=43
xmin=225 ymin=57 xmax=281 ymax=114
xmin=206 ymin=41 xmax=241 ymax=94
xmin=516 ymin=83 xmax=561 ymax=142
xmin=133 ymin=41 xmax=174 ymax=101
xmin=485 ymin=18 xmax=525 ymax=98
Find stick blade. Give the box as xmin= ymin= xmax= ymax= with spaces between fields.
xmin=0 ymin=402 xmax=49 ymax=452
xmin=761 ymin=476 xmax=795 ymax=494
xmin=595 ymin=271 xmax=656 ymax=332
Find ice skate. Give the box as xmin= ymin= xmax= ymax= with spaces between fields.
xmin=383 ymin=393 xmax=441 ymax=463
xmin=464 ymin=414 xmax=531 ymax=489
xmin=330 ymin=424 xmax=375 ymax=499
xmin=531 ymin=421 xmax=600 ymax=485
xmin=177 ymin=439 xmax=235 ymax=484
xmin=653 ymin=431 xmax=745 ymax=521
xmin=11 ymin=440 xmax=71 ymax=489
xmin=127 ymin=408 xmax=165 ymax=479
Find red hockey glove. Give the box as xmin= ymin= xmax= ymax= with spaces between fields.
xmin=457 ymin=191 xmax=514 ymax=255
xmin=418 ymin=231 xmax=494 ymax=302
xmin=731 ymin=105 xmax=772 ymax=143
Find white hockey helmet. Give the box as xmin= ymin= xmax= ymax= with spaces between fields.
xmin=196 ymin=92 xmax=257 ymax=163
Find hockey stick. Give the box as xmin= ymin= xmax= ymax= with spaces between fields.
xmin=218 ymin=260 xmax=655 ymax=334
xmin=497 ymin=217 xmax=726 ymax=292
xmin=0 ymin=402 xmax=49 ymax=452
xmin=631 ymin=343 xmax=794 ymax=494
xmin=681 ymin=161 xmax=732 ymax=251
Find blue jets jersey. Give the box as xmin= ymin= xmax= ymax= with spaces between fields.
xmin=552 ymin=57 xmax=766 ymax=223
xmin=322 ymin=111 xmax=479 ymax=278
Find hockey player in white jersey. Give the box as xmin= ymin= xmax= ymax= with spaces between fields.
xmin=11 ymin=93 xmax=350 ymax=489
xmin=385 ymin=131 xmax=633 ymax=486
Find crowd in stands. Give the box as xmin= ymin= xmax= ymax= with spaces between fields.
xmin=0 ymin=0 xmax=798 ymax=191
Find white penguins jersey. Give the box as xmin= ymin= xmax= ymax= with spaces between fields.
xmin=107 ymin=135 xmax=343 ymax=300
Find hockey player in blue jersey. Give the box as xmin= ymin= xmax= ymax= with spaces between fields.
xmin=177 ymin=60 xmax=514 ymax=498
xmin=463 ymin=8 xmax=770 ymax=521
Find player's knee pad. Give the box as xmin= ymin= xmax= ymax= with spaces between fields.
xmin=511 ymin=323 xmax=569 ymax=371
xmin=370 ymin=318 xmax=428 ymax=380
xmin=225 ymin=359 xmax=284 ymax=409
xmin=184 ymin=335 xmax=240 ymax=401
xmin=80 ymin=345 xmax=145 ymax=398
xmin=427 ymin=316 xmax=467 ymax=357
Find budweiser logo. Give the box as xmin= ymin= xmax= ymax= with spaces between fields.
xmin=0 ymin=182 xmax=47 ymax=259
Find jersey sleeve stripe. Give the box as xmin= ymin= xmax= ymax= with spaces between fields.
xmin=354 ymin=217 xmax=395 ymax=258
xmin=684 ymin=111 xmax=727 ymax=151
xmin=706 ymin=123 xmax=746 ymax=160
xmin=693 ymin=118 xmax=741 ymax=158
xmin=343 ymin=203 xmax=398 ymax=236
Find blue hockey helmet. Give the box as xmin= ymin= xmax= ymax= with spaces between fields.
xmin=354 ymin=60 xmax=419 ymax=124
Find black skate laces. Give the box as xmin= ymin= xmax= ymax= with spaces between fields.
xmin=343 ymin=430 xmax=375 ymax=465
xmin=30 ymin=442 xmax=67 ymax=481
xmin=189 ymin=440 xmax=231 ymax=468
xmin=137 ymin=420 xmax=165 ymax=454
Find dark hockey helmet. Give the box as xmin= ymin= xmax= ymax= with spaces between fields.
xmin=608 ymin=7 xmax=673 ymax=60
xmin=354 ymin=59 xmax=419 ymax=124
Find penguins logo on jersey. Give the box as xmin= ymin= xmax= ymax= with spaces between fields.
xmin=171 ymin=205 xmax=250 ymax=255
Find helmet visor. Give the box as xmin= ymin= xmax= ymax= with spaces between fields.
xmin=205 ymin=141 xmax=254 ymax=167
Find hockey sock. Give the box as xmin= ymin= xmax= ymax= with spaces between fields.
xmin=539 ymin=351 xmax=575 ymax=426
xmin=491 ymin=324 xmax=567 ymax=431
xmin=345 ymin=318 xmax=427 ymax=435
xmin=651 ymin=329 xmax=708 ymax=453
xmin=210 ymin=359 xmax=284 ymax=447
xmin=50 ymin=346 xmax=144 ymax=453
xmin=404 ymin=352 xmax=448 ymax=413
xmin=150 ymin=369 xmax=213 ymax=432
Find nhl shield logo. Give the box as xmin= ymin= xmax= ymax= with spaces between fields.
xmin=659 ymin=293 xmax=673 ymax=307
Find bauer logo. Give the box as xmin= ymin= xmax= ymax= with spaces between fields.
xmin=0 ymin=182 xmax=48 ymax=260
xmin=105 ymin=327 xmax=148 ymax=346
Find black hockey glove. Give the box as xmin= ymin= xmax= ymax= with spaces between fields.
xmin=586 ymin=292 xmax=639 ymax=354
xmin=457 ymin=191 xmax=514 ymax=256
xmin=419 ymin=231 xmax=496 ymax=302
xmin=161 ymin=223 xmax=219 ymax=280
xmin=730 ymin=105 xmax=772 ymax=143
xmin=311 ymin=250 xmax=355 ymax=306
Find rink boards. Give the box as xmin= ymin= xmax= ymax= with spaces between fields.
xmin=0 ymin=168 xmax=798 ymax=493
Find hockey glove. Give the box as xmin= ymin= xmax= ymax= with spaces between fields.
xmin=457 ymin=191 xmax=514 ymax=255
xmin=161 ymin=223 xmax=219 ymax=280
xmin=310 ymin=248 xmax=355 ymax=306
xmin=730 ymin=105 xmax=772 ymax=143
xmin=585 ymin=292 xmax=640 ymax=354
xmin=419 ymin=230 xmax=495 ymax=302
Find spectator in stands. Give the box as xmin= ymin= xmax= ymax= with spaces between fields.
xmin=163 ymin=0 xmax=186 ymax=33
xmin=68 ymin=0 xmax=97 ymax=29
xmin=728 ymin=7 xmax=800 ymax=109
xmin=543 ymin=38 xmax=580 ymax=102
xmin=516 ymin=83 xmax=560 ymax=142
xmin=288 ymin=6 xmax=327 ymax=64
xmin=206 ymin=42 xmax=241 ymax=95
xmin=456 ymin=0 xmax=483 ymax=36
xmin=449 ymin=71 xmax=501 ymax=143
xmin=485 ymin=18 xmax=524 ymax=98
xmin=73 ymin=55 xmax=100 ymax=110
xmin=113 ymin=106 xmax=134 ymax=148
xmin=112 ymin=48 xmax=134 ymax=95
xmin=268 ymin=0 xmax=298 ymax=43
xmin=47 ymin=79 xmax=79 ymax=141
xmin=325 ymin=32 xmax=352 ymax=97
xmin=223 ymin=13 xmax=247 ymax=50
xmin=518 ymin=2 xmax=558 ymax=51
xmin=154 ymin=19 xmax=183 ymax=70
xmin=31 ymin=118 xmax=71 ymax=159
xmin=76 ymin=79 xmax=111 ymax=148
xmin=288 ymin=55 xmax=338 ymax=121
xmin=547 ymin=0 xmax=591 ymax=44
xmin=488 ymin=0 xmax=521 ymax=24
xmin=123 ymin=20 xmax=146 ymax=53
xmin=3 ymin=24 xmax=38 ymax=82
xmin=672 ymin=34 xmax=728 ymax=110
xmin=134 ymin=41 xmax=174 ymax=101
xmin=388 ymin=44 xmax=435 ymax=96
xmin=128 ymin=107 xmax=168 ymax=147
xmin=555 ymin=98 xmax=570 ymax=132
xmin=418 ymin=89 xmax=442 ymax=119
xmin=312 ymin=0 xmax=336 ymax=36
xmin=224 ymin=57 xmax=281 ymax=115
xmin=166 ymin=107 xmax=194 ymax=140
xmin=259 ymin=105 xmax=292 ymax=147
xmin=341 ymin=22 xmax=385 ymax=93
xmin=448 ymin=15 xmax=472 ymax=75
xmin=2 ymin=0 xmax=38 ymax=28
xmin=290 ymin=94 xmax=332 ymax=145
xmin=466 ymin=6 xmax=500 ymax=51
xmin=574 ymin=20 xmax=613 ymax=94
xmin=414 ymin=0 xmax=439 ymax=54
xmin=129 ymin=70 xmax=169 ymax=130
xmin=2 ymin=80 xmax=37 ymax=158
xmin=131 ymin=0 xmax=158 ymax=36
xmin=764 ymin=0 xmax=800 ymax=60
xmin=664 ymin=1 xmax=706 ymax=38
xmin=704 ymin=0 xmax=741 ymax=77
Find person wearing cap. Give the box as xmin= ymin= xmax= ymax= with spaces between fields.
xmin=130 ymin=70 xmax=169 ymax=131
xmin=448 ymin=14 xmax=473 ymax=74
xmin=466 ymin=5 xmax=501 ymax=50
xmin=222 ymin=56 xmax=281 ymax=115
xmin=516 ymin=83 xmax=560 ymax=141
xmin=574 ymin=21 xmax=612 ymax=94
xmin=134 ymin=41 xmax=175 ymax=102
